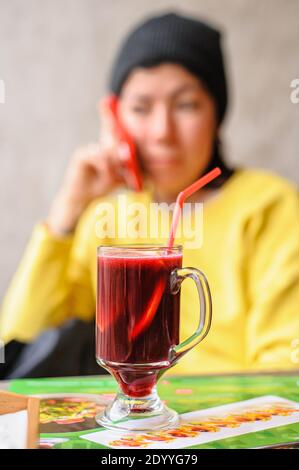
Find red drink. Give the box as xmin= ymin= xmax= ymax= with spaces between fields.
xmin=96 ymin=249 xmax=182 ymax=397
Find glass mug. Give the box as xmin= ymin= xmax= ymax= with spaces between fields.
xmin=96 ymin=244 xmax=212 ymax=432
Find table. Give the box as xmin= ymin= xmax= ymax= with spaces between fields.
xmin=1 ymin=373 xmax=299 ymax=449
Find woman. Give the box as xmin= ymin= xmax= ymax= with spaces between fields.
xmin=1 ymin=12 xmax=299 ymax=376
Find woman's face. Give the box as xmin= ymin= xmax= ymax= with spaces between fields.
xmin=118 ymin=63 xmax=217 ymax=200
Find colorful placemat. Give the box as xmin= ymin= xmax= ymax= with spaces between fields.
xmin=9 ymin=374 xmax=299 ymax=449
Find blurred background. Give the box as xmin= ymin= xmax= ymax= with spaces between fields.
xmin=0 ymin=0 xmax=298 ymax=299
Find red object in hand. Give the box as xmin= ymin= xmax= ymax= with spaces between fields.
xmin=106 ymin=95 xmax=143 ymax=191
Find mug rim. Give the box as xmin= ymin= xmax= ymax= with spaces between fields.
xmin=97 ymin=243 xmax=182 ymax=253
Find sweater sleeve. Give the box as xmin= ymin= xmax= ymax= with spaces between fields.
xmin=245 ymin=183 xmax=299 ymax=371
xmin=0 ymin=211 xmax=96 ymax=344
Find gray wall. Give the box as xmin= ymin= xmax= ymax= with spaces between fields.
xmin=0 ymin=0 xmax=298 ymax=299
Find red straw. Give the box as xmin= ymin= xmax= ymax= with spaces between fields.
xmin=129 ymin=167 xmax=222 ymax=341
xmin=168 ymin=167 xmax=222 ymax=248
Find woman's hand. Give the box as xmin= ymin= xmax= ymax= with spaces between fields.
xmin=46 ymin=98 xmax=128 ymax=236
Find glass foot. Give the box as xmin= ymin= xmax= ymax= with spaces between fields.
xmin=96 ymin=387 xmax=179 ymax=432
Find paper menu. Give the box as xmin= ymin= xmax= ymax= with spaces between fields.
xmin=81 ymin=395 xmax=299 ymax=449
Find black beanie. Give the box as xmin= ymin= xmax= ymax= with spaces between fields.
xmin=108 ymin=12 xmax=228 ymax=124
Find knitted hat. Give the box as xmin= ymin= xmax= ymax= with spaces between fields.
xmin=108 ymin=12 xmax=228 ymax=123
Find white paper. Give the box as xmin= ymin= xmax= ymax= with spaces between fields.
xmin=0 ymin=410 xmax=28 ymax=449
xmin=81 ymin=395 xmax=299 ymax=449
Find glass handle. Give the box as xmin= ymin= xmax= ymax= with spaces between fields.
xmin=169 ymin=267 xmax=212 ymax=363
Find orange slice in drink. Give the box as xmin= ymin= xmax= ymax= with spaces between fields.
xmin=129 ymin=257 xmax=167 ymax=340
xmin=129 ymin=276 xmax=166 ymax=340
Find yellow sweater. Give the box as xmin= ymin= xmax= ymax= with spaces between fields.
xmin=1 ymin=168 xmax=299 ymax=375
